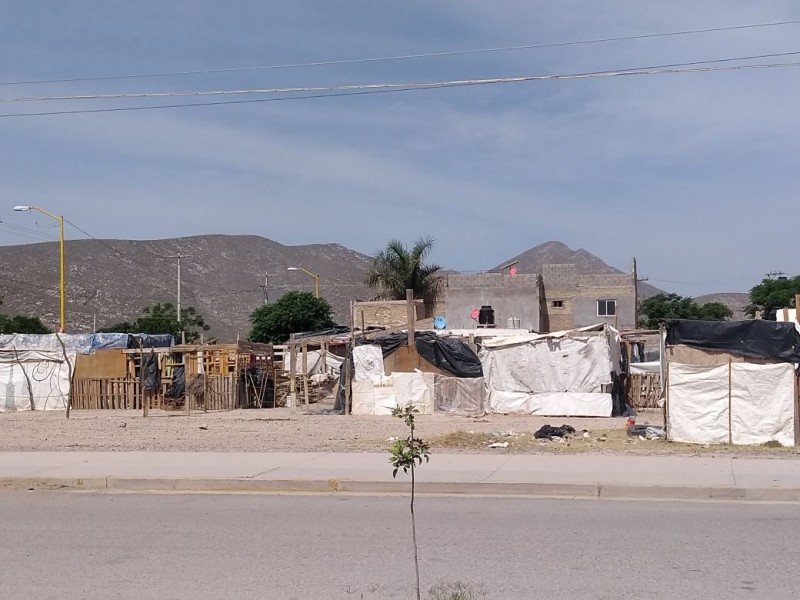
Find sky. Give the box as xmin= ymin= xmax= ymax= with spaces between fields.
xmin=1 ymin=1 xmax=799 ymax=297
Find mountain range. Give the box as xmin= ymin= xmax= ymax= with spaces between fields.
xmin=0 ymin=236 xmax=740 ymax=339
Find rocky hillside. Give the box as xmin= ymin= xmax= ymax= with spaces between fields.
xmin=0 ymin=235 xmax=373 ymax=340
xmin=694 ymin=293 xmax=750 ymax=320
xmin=491 ymin=241 xmax=663 ymax=298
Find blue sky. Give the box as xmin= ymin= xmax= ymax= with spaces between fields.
xmin=1 ymin=1 xmax=798 ymax=296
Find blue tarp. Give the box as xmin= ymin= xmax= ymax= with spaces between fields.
xmin=0 ymin=333 xmax=173 ymax=354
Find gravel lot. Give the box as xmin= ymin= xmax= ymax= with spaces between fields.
xmin=5 ymin=405 xmax=793 ymax=457
xmin=0 ymin=405 xmax=641 ymax=452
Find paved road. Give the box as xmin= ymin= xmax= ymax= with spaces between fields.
xmin=1 ymin=493 xmax=798 ymax=600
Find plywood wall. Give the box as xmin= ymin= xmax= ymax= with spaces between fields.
xmin=74 ymin=349 xmax=128 ymax=379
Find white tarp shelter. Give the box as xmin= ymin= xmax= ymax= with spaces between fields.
xmin=351 ymin=343 xmax=486 ymax=416
xmin=0 ymin=349 xmax=71 ymax=411
xmin=664 ymin=319 xmax=800 ymax=447
xmin=0 ymin=333 xmax=171 ymax=412
xmin=667 ymin=362 xmax=796 ymax=446
xmin=479 ymin=325 xmax=613 ymax=417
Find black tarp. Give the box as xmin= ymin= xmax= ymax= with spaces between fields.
xmin=414 ymin=333 xmax=483 ymax=378
xmin=665 ymin=319 xmax=800 ymax=363
xmin=142 ymin=351 xmax=161 ymax=391
xmin=165 ymin=364 xmax=186 ymax=399
xmin=127 ymin=334 xmax=173 ymax=349
xmin=333 ymin=332 xmax=483 ymax=412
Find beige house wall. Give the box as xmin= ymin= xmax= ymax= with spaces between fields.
xmin=352 ymin=300 xmax=425 ymax=330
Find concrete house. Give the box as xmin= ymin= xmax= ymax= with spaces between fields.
xmin=443 ymin=262 xmax=637 ymax=332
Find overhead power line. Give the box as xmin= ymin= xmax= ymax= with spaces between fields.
xmin=2 ymin=18 xmax=799 ymax=87
xmin=1 ymin=53 xmax=799 ymax=120
xmin=5 ymin=50 xmax=800 ymax=104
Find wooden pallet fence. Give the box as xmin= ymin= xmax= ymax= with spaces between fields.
xmin=71 ymin=378 xmax=171 ymax=410
xmin=627 ymin=372 xmax=661 ymax=410
xmin=187 ymin=374 xmax=240 ymax=411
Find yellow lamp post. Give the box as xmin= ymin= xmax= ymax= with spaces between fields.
xmin=287 ymin=266 xmax=320 ymax=298
xmin=14 ymin=205 xmax=66 ymax=332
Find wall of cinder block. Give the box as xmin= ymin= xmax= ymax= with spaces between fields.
xmin=353 ymin=300 xmax=425 ymax=330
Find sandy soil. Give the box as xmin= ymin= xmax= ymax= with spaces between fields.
xmin=1 ymin=405 xmax=796 ymax=457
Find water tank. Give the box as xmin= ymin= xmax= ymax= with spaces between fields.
xmin=478 ymin=305 xmax=495 ymax=326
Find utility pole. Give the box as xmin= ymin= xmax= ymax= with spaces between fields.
xmin=166 ymin=253 xmax=191 ymax=344
xmin=259 ymin=273 xmax=278 ymax=305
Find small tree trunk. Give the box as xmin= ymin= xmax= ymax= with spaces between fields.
xmin=410 ymin=426 xmax=421 ymax=600
xmin=411 ymin=461 xmax=421 ymax=600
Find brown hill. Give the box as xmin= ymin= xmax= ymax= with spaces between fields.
xmin=694 ymin=293 xmax=750 ymax=320
xmin=0 ymin=235 xmax=373 ymax=340
xmin=491 ymin=241 xmax=663 ymax=298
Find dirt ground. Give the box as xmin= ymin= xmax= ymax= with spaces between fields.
xmin=1 ymin=404 xmax=798 ymax=457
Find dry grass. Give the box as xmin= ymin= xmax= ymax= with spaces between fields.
xmin=0 ymin=406 xmax=797 ymax=457
xmin=430 ymin=428 xmax=800 ymax=457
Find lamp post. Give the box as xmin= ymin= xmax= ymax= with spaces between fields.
xmin=287 ymin=266 xmax=320 ymax=298
xmin=13 ymin=205 xmax=66 ymax=332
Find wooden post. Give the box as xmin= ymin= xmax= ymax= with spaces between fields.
xmin=345 ymin=300 xmax=355 ymax=416
xmin=321 ymin=342 xmax=328 ymax=376
xmin=185 ymin=353 xmax=191 ymax=417
xmin=302 ymin=344 xmax=309 ymax=410
xmin=406 ymin=289 xmax=415 ymax=347
xmin=289 ymin=337 xmax=297 ymax=413
xmin=728 ymin=357 xmax=733 ymax=445
xmin=203 ymin=353 xmax=208 ymax=414
xmin=140 ymin=342 xmax=148 ymax=418
xmin=795 ymin=294 xmax=800 ymax=322
xmin=794 ymin=372 xmax=799 ymax=446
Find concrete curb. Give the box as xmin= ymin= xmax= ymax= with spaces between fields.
xmin=3 ymin=476 xmax=800 ymax=501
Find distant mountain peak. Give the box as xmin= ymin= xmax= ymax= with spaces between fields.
xmin=491 ymin=241 xmax=623 ymax=275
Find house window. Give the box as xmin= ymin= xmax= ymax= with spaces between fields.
xmin=552 ymin=300 xmax=564 ymax=308
xmin=597 ymin=299 xmax=617 ymax=317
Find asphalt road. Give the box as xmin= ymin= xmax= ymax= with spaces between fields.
xmin=1 ymin=492 xmax=799 ymax=600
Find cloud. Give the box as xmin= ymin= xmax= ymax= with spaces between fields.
xmin=1 ymin=0 xmax=799 ymax=294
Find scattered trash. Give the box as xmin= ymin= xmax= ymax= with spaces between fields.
xmin=534 ymin=424 xmax=576 ymax=440
xmin=386 ymin=436 xmax=399 ymax=442
xmin=582 ymin=431 xmax=591 ymax=439
xmin=627 ymin=424 xmax=665 ymax=440
xmin=199 ymin=425 xmax=208 ymax=431
xmin=493 ymin=430 xmax=516 ymax=438
xmin=598 ymin=435 xmax=608 ymax=442
xmin=488 ymin=441 xmax=509 ymax=449
xmin=118 ymin=423 xmax=127 ymax=428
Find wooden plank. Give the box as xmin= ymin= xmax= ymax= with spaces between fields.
xmin=406 ymin=289 xmax=415 ymax=346
xmin=302 ymin=345 xmax=309 ymax=410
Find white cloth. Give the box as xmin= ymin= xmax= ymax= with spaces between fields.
xmin=667 ymin=362 xmax=795 ymax=446
xmin=353 ymin=345 xmax=385 ymax=383
xmin=0 ymin=350 xmax=71 ymax=411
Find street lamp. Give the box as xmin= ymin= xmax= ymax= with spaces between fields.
xmin=287 ymin=266 xmax=320 ymax=298
xmin=13 ymin=205 xmax=66 ymax=332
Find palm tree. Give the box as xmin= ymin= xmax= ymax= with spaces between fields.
xmin=366 ymin=237 xmax=443 ymax=313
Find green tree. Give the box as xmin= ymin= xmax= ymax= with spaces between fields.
xmin=0 ymin=314 xmax=52 ymax=334
xmin=0 ymin=297 xmax=52 ymax=334
xmin=388 ymin=406 xmax=430 ymax=600
xmin=745 ymin=276 xmax=800 ymax=320
xmin=639 ymin=293 xmax=732 ymax=329
xmin=366 ymin=236 xmax=443 ymax=313
xmin=99 ymin=303 xmax=209 ymax=342
xmin=249 ymin=291 xmax=335 ymax=344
